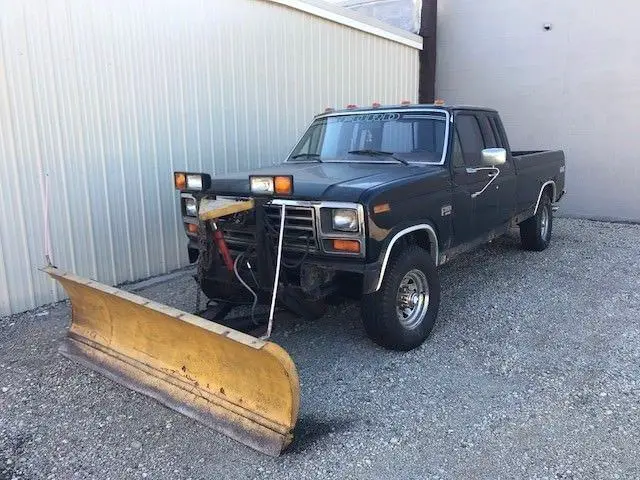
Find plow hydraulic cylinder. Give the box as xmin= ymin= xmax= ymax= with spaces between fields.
xmin=212 ymin=223 xmax=234 ymax=271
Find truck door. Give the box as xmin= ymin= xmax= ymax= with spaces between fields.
xmin=487 ymin=114 xmax=518 ymax=224
xmin=480 ymin=113 xmax=517 ymax=225
xmin=450 ymin=113 xmax=502 ymax=241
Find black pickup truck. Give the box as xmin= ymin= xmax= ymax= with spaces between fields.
xmin=175 ymin=104 xmax=565 ymax=351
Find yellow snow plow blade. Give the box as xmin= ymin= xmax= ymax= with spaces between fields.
xmin=43 ymin=267 xmax=300 ymax=456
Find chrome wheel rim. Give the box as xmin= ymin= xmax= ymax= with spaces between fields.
xmin=540 ymin=206 xmax=550 ymax=240
xmin=396 ymin=269 xmax=429 ymax=330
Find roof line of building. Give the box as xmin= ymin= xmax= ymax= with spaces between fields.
xmin=266 ymin=0 xmax=423 ymax=50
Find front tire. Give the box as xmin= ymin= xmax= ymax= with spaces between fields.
xmin=520 ymin=192 xmax=553 ymax=251
xmin=361 ymin=246 xmax=441 ymax=351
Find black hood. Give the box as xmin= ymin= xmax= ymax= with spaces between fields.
xmin=207 ymin=162 xmax=443 ymax=202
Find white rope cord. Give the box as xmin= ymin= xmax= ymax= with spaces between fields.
xmin=263 ymin=203 xmax=286 ymax=339
xmin=34 ymin=148 xmax=54 ymax=266
xmin=43 ymin=173 xmax=53 ymax=265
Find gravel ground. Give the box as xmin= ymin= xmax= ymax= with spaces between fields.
xmin=1 ymin=218 xmax=639 ymax=480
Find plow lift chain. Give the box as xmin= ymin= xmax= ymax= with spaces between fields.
xmin=195 ymin=213 xmax=212 ymax=314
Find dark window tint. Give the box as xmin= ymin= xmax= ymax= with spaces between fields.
xmin=490 ymin=116 xmax=507 ymax=148
xmin=451 ymin=130 xmax=464 ymax=168
xmin=479 ymin=115 xmax=497 ymax=148
xmin=487 ymin=117 xmax=502 ymax=147
xmin=456 ymin=115 xmax=483 ymax=166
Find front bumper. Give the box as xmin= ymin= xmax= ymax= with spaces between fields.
xmin=188 ymin=238 xmax=382 ymax=296
xmin=302 ymin=256 xmax=382 ymax=295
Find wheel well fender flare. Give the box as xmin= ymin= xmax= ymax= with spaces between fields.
xmin=373 ymin=224 xmax=439 ymax=292
xmin=534 ymin=180 xmax=557 ymax=215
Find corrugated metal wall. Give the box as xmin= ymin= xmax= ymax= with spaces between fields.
xmin=0 ymin=0 xmax=420 ymax=314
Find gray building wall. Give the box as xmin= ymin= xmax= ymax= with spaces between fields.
xmin=436 ymin=0 xmax=640 ymax=222
xmin=0 ymin=0 xmax=421 ymax=315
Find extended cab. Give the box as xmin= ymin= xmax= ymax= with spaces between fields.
xmin=175 ymin=104 xmax=566 ymax=351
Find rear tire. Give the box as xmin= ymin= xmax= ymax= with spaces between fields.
xmin=520 ymin=192 xmax=553 ymax=251
xmin=361 ymin=246 xmax=440 ymax=351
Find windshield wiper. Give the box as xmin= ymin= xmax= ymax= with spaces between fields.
xmin=290 ymin=153 xmax=322 ymax=162
xmin=347 ymin=149 xmax=409 ymax=165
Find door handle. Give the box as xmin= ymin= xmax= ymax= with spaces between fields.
xmin=465 ymin=167 xmax=499 ymax=177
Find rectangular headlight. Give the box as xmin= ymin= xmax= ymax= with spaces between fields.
xmin=174 ymin=172 xmax=211 ymax=191
xmin=183 ymin=197 xmax=197 ymax=217
xmin=332 ymin=208 xmax=358 ymax=232
xmin=186 ymin=174 xmax=203 ymax=191
xmin=250 ymin=176 xmax=274 ymax=194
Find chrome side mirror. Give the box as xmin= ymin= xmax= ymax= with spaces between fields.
xmin=481 ymin=148 xmax=507 ymax=166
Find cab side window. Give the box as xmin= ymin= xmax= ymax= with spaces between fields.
xmin=455 ymin=115 xmax=484 ymax=167
xmin=451 ymin=130 xmax=465 ymax=168
xmin=489 ymin=115 xmax=508 ymax=149
xmin=487 ymin=114 xmax=513 ymax=170
xmin=479 ymin=115 xmax=497 ymax=148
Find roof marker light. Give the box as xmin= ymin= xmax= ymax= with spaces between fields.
xmin=400 ymin=100 xmax=411 ymax=106
xmin=372 ymin=102 xmax=381 ymax=108
xmin=434 ymin=99 xmax=446 ymax=106
xmin=346 ymin=104 xmax=357 ymax=109
xmin=324 ymin=107 xmax=334 ymax=113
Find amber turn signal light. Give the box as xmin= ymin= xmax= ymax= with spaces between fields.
xmin=174 ymin=172 xmax=186 ymax=190
xmin=185 ymin=223 xmax=198 ymax=235
xmin=274 ymin=176 xmax=293 ymax=195
xmin=373 ymin=203 xmax=391 ymax=214
xmin=332 ymin=239 xmax=360 ymax=253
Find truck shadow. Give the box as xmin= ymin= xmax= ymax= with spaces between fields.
xmin=287 ymin=415 xmax=356 ymax=453
xmin=268 ymin=230 xmax=541 ymax=451
xmin=139 ymin=229 xmax=545 ymax=455
xmin=274 ymin=231 xmax=527 ymax=351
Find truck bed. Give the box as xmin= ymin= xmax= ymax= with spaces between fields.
xmin=511 ymin=149 xmax=566 ymax=214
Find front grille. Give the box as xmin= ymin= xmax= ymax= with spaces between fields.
xmin=220 ymin=204 xmax=318 ymax=253
xmin=264 ymin=204 xmax=317 ymax=251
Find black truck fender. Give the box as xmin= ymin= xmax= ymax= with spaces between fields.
xmin=362 ymin=220 xmax=440 ymax=294
xmin=534 ymin=180 xmax=558 ymax=215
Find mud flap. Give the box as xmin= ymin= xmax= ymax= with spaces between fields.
xmin=43 ymin=267 xmax=300 ymax=456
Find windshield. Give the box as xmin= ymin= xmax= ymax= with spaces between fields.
xmin=288 ymin=111 xmax=448 ymax=164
